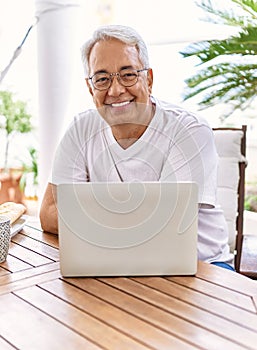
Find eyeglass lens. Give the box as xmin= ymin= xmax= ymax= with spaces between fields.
xmin=91 ymin=68 xmax=141 ymax=90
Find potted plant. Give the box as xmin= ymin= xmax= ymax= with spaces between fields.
xmin=0 ymin=90 xmax=33 ymax=204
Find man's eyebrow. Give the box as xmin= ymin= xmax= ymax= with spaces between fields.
xmin=91 ymin=69 xmax=108 ymax=76
xmin=120 ymin=65 xmax=134 ymax=71
xmin=91 ymin=66 xmax=135 ymax=76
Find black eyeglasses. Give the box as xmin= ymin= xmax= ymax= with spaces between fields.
xmin=88 ymin=68 xmax=149 ymax=91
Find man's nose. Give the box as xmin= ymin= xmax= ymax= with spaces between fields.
xmin=107 ymin=75 xmax=126 ymax=96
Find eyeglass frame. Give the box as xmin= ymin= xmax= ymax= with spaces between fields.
xmin=87 ymin=68 xmax=149 ymax=91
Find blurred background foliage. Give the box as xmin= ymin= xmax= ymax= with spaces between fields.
xmin=180 ymin=0 xmax=257 ymax=119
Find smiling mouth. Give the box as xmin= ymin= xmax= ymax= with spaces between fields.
xmin=109 ymin=99 xmax=134 ymax=108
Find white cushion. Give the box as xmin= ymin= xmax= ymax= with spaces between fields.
xmin=217 ymin=157 xmax=239 ymax=190
xmin=216 ymin=187 xmax=237 ymax=249
xmin=213 ymin=129 xmax=245 ymax=252
xmin=214 ymin=130 xmax=244 ymax=160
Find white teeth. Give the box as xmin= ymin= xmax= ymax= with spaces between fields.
xmin=111 ymin=101 xmax=130 ymax=107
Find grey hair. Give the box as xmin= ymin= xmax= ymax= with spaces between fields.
xmin=81 ymin=25 xmax=150 ymax=77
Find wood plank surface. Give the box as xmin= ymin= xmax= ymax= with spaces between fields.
xmin=61 ymin=277 xmax=252 ymax=350
xmin=1 ymin=219 xmax=257 ymax=350
xmin=11 ymin=233 xmax=59 ymax=260
xmin=0 ymin=293 xmax=101 ymax=350
xmin=22 ymin=224 xmax=59 ymax=248
xmin=132 ymin=276 xmax=257 ymax=329
xmin=241 ymin=234 xmax=257 ymax=278
xmin=0 ymin=252 xmax=33 ymax=273
xmin=0 ymin=261 xmax=60 ymax=286
xmin=0 ymin=267 xmax=10 ymax=277
xmin=0 ymin=270 xmax=61 ymax=296
xmin=39 ymin=278 xmax=198 ymax=350
xmin=0 ymin=224 xmax=59 ymax=275
xmin=97 ymin=277 xmax=257 ymax=349
xmin=8 ymin=241 xmax=53 ymax=266
xmin=196 ymin=261 xmax=257 ymax=294
xmin=167 ymin=274 xmax=256 ymax=312
xmin=0 ymin=336 xmax=15 ymax=350
xmin=15 ymin=286 xmax=157 ymax=350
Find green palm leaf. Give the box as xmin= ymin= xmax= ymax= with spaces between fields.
xmin=181 ymin=0 xmax=257 ymax=117
xmin=198 ymin=0 xmax=257 ymax=26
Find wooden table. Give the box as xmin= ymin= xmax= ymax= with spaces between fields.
xmin=1 ymin=216 xmax=257 ymax=350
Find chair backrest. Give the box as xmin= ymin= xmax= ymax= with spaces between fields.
xmin=212 ymin=125 xmax=247 ymax=272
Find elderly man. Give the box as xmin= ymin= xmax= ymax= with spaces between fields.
xmin=40 ymin=25 xmax=234 ymax=270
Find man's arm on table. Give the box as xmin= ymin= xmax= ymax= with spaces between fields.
xmin=39 ymin=183 xmax=58 ymax=234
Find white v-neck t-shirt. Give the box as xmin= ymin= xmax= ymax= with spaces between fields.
xmin=52 ymin=97 xmax=233 ymax=264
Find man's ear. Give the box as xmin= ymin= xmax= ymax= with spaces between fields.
xmin=86 ymin=78 xmax=94 ymax=96
xmin=147 ymin=68 xmax=153 ymax=94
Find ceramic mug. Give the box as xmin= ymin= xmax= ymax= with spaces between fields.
xmin=0 ymin=215 xmax=11 ymax=263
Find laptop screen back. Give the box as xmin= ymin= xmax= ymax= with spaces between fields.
xmin=57 ymin=182 xmax=198 ymax=277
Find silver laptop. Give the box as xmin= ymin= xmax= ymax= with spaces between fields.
xmin=57 ymin=182 xmax=198 ymax=277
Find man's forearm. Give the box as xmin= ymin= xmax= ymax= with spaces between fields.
xmin=39 ymin=183 xmax=58 ymax=234
xmin=40 ymin=204 xmax=58 ymax=234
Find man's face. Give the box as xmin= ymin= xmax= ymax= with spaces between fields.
xmin=86 ymin=38 xmax=153 ymax=127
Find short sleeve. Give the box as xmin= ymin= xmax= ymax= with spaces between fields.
xmin=51 ymin=117 xmax=89 ymax=184
xmin=160 ymin=116 xmax=218 ymax=205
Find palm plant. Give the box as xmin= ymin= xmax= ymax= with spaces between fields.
xmin=180 ymin=0 xmax=257 ymax=118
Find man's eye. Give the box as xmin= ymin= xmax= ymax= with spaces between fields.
xmin=95 ymin=76 xmax=109 ymax=83
xmin=122 ymin=72 xmax=137 ymax=79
